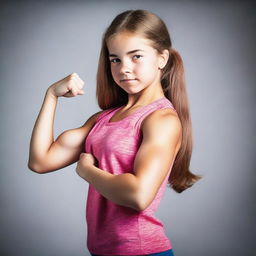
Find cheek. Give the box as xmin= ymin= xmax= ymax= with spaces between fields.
xmin=140 ymin=62 xmax=158 ymax=78
xmin=140 ymin=56 xmax=158 ymax=71
xmin=111 ymin=66 xmax=118 ymax=76
xmin=110 ymin=65 xmax=119 ymax=79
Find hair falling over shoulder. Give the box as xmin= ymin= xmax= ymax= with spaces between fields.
xmin=96 ymin=9 xmax=203 ymax=193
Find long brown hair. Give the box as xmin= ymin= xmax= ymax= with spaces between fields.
xmin=96 ymin=9 xmax=203 ymax=193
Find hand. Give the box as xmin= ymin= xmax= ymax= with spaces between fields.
xmin=48 ymin=72 xmax=85 ymax=98
xmin=76 ymin=153 xmax=98 ymax=180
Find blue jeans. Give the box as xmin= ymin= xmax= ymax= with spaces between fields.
xmin=148 ymin=249 xmax=175 ymax=256
xmin=91 ymin=248 xmax=175 ymax=256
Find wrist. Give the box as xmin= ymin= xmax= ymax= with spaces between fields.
xmin=82 ymin=163 xmax=94 ymax=181
xmin=76 ymin=163 xmax=90 ymax=181
xmin=46 ymin=86 xmax=58 ymax=100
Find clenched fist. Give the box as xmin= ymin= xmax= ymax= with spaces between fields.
xmin=76 ymin=153 xmax=98 ymax=180
xmin=48 ymin=73 xmax=85 ymax=98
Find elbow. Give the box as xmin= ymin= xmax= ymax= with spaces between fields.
xmin=133 ymin=190 xmax=150 ymax=212
xmin=118 ymin=174 xmax=150 ymax=212
xmin=134 ymin=203 xmax=145 ymax=212
xmin=123 ymin=189 xmax=147 ymax=212
xmin=134 ymin=199 xmax=147 ymax=212
xmin=27 ymin=161 xmax=43 ymax=174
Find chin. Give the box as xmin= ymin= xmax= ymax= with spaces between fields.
xmin=122 ymin=87 xmax=144 ymax=95
xmin=116 ymin=81 xmax=146 ymax=94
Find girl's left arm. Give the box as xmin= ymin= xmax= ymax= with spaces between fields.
xmin=76 ymin=156 xmax=140 ymax=211
xmin=76 ymin=109 xmax=181 ymax=212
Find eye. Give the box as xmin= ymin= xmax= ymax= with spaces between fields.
xmin=133 ymin=55 xmax=143 ymax=60
xmin=109 ymin=55 xmax=143 ymax=63
xmin=110 ymin=58 xmax=120 ymax=63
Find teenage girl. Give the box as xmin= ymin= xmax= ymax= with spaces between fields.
xmin=28 ymin=9 xmax=202 ymax=256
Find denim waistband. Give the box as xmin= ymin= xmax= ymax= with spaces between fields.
xmin=90 ymin=248 xmax=175 ymax=256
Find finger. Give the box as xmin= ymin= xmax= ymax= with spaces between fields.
xmin=72 ymin=74 xmax=81 ymax=86
xmin=76 ymin=78 xmax=84 ymax=90
xmin=72 ymin=78 xmax=84 ymax=92
xmin=77 ymin=89 xmax=84 ymax=95
xmin=71 ymin=73 xmax=84 ymax=90
xmin=78 ymin=77 xmax=85 ymax=87
xmin=63 ymin=90 xmax=73 ymax=97
xmin=70 ymin=86 xmax=78 ymax=96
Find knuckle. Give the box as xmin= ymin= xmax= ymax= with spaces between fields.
xmin=70 ymin=73 xmax=77 ymax=79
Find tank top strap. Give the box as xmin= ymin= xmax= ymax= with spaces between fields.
xmin=131 ymin=97 xmax=177 ymax=134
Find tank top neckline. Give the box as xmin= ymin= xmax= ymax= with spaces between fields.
xmin=106 ymin=97 xmax=169 ymax=126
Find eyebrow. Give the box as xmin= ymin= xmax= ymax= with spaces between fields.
xmin=108 ymin=49 xmax=144 ymax=57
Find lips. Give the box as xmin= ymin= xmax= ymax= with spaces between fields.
xmin=120 ymin=78 xmax=137 ymax=82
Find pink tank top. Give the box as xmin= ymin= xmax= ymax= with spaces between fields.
xmin=85 ymin=97 xmax=177 ymax=255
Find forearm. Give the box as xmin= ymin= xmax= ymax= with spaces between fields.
xmin=79 ymin=165 xmax=140 ymax=211
xmin=28 ymin=87 xmax=57 ymax=168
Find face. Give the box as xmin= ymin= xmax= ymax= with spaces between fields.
xmin=106 ymin=31 xmax=168 ymax=95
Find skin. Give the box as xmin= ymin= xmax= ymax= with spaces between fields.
xmin=107 ymin=31 xmax=169 ymax=110
xmin=75 ymin=32 xmax=182 ymax=211
xmin=28 ymin=32 xmax=182 ymax=212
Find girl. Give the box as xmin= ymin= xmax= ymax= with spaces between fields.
xmin=28 ymin=9 xmax=202 ymax=256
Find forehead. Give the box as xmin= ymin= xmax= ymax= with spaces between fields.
xmin=107 ymin=32 xmax=154 ymax=53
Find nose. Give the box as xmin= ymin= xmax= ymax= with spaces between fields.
xmin=119 ymin=59 xmax=132 ymax=74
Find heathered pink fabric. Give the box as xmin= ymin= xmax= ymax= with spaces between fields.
xmin=85 ymin=97 xmax=177 ymax=255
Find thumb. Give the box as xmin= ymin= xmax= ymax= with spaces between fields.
xmin=80 ymin=152 xmax=86 ymax=158
xmin=78 ymin=89 xmax=84 ymax=95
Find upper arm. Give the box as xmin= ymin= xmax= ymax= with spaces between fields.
xmin=34 ymin=110 xmax=104 ymax=173
xmin=133 ymin=108 xmax=182 ymax=210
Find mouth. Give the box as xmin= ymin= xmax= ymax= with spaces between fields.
xmin=120 ymin=79 xmax=137 ymax=83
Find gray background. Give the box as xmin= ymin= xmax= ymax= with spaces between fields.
xmin=1 ymin=0 xmax=255 ymax=255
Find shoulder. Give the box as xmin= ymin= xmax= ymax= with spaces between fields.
xmin=81 ymin=110 xmax=105 ymax=129
xmin=82 ymin=106 xmax=117 ymax=128
xmin=142 ymin=107 xmax=181 ymax=131
xmin=88 ymin=109 xmax=105 ymax=122
xmin=141 ymin=108 xmax=182 ymax=144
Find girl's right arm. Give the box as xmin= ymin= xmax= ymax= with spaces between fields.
xmin=28 ymin=73 xmax=103 ymax=174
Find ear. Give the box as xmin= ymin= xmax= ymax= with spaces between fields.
xmin=158 ymin=49 xmax=169 ymax=69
